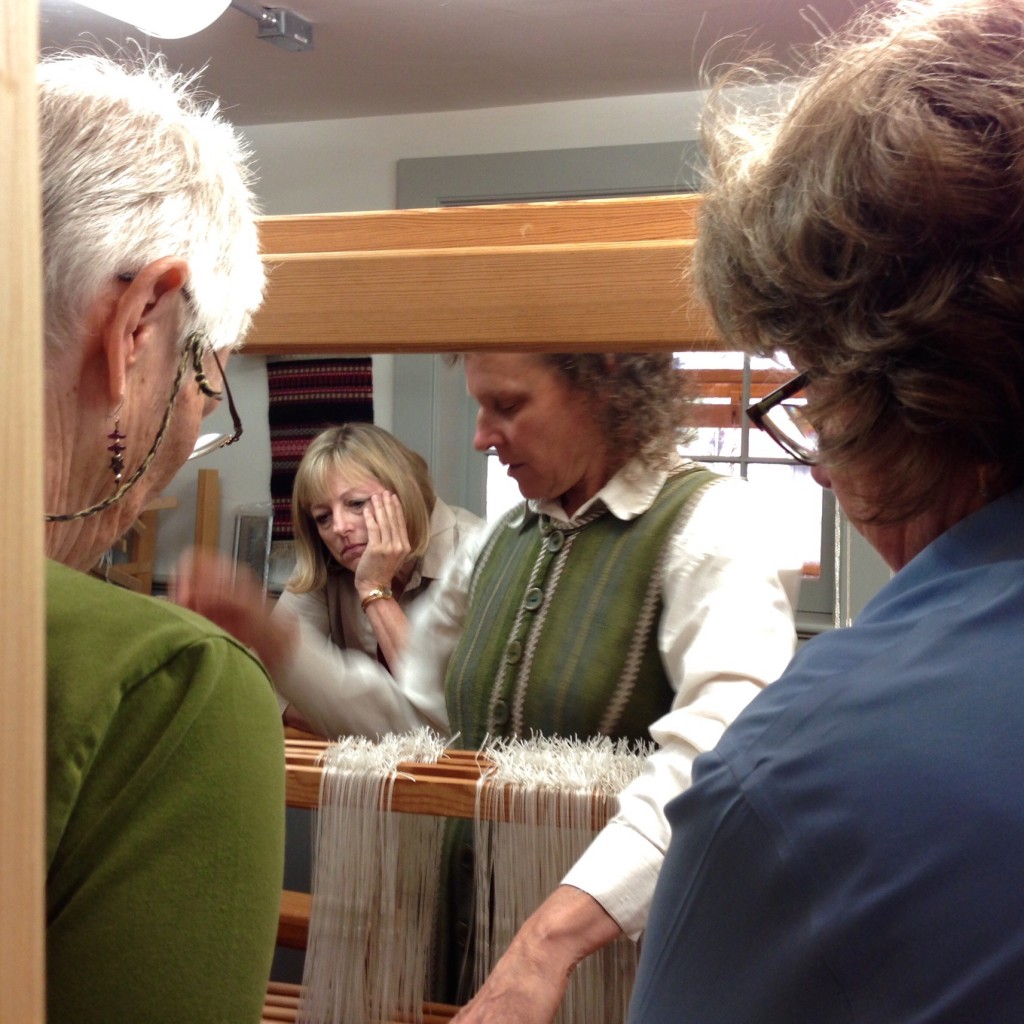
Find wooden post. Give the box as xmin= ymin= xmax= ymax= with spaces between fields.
xmin=0 ymin=0 xmax=46 ymax=1020
xmin=194 ymin=468 xmax=222 ymax=550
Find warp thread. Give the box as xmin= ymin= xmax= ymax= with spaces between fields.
xmin=299 ymin=730 xmax=650 ymax=1024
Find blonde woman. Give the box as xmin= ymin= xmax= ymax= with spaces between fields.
xmin=177 ymin=423 xmax=482 ymax=734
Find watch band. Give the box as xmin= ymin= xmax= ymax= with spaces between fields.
xmin=360 ymin=585 xmax=394 ymax=612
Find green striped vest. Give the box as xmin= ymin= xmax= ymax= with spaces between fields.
xmin=445 ymin=464 xmax=720 ymax=749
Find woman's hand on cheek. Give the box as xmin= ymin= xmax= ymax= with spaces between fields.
xmin=354 ymin=492 xmax=412 ymax=596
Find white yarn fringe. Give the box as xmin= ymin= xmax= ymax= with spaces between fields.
xmin=298 ymin=729 xmax=449 ymax=1024
xmin=474 ymin=734 xmax=650 ymax=1024
xmin=299 ymin=730 xmax=650 ymax=1024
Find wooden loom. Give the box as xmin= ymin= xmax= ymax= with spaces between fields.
xmin=249 ymin=193 xmax=716 ymax=1023
xmin=266 ymin=734 xmax=470 ymax=1024
xmin=268 ymin=733 xmax=632 ymax=1024
xmin=1 ymin=0 xmax=732 ymax=1007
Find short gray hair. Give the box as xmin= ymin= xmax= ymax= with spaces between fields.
xmin=38 ymin=52 xmax=265 ymax=354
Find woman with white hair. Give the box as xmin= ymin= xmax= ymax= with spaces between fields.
xmin=40 ymin=53 xmax=283 ymax=1024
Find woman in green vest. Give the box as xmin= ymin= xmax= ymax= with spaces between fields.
xmin=181 ymin=348 xmax=798 ymax=1010
xmin=435 ymin=351 xmax=797 ymax=1007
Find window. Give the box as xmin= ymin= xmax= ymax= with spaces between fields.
xmin=673 ymin=351 xmax=835 ymax=634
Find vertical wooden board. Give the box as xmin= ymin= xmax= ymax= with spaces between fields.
xmin=194 ymin=468 xmax=222 ymax=550
xmin=0 ymin=0 xmax=46 ymax=1020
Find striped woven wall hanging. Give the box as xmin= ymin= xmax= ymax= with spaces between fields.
xmin=266 ymin=357 xmax=373 ymax=540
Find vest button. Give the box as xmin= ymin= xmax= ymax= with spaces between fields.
xmin=492 ymin=698 xmax=510 ymax=725
xmin=505 ymin=639 xmax=522 ymax=664
xmin=546 ymin=530 xmax=565 ymax=552
xmin=523 ymin=586 xmax=543 ymax=611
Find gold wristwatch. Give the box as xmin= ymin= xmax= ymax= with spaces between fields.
xmin=360 ymin=586 xmax=394 ymax=612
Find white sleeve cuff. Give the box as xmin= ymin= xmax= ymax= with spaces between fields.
xmin=561 ymin=821 xmax=663 ymax=941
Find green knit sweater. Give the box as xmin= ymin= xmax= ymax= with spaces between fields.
xmin=45 ymin=559 xmax=285 ymax=1024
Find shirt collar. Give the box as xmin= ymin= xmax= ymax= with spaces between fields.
xmin=530 ymin=453 xmax=693 ymax=525
xmin=414 ymin=499 xmax=461 ymax=583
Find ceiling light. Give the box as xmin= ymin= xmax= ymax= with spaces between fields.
xmin=72 ymin=0 xmax=232 ymax=39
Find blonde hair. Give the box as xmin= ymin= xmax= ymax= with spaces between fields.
xmin=288 ymin=424 xmax=436 ymax=593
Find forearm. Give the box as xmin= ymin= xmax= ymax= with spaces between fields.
xmin=246 ymin=606 xmax=300 ymax=680
xmin=362 ymin=595 xmax=410 ymax=673
xmin=510 ymin=885 xmax=624 ymax=970
xmin=451 ymin=886 xmax=623 ymax=1024
xmin=274 ymin=616 xmax=443 ymax=737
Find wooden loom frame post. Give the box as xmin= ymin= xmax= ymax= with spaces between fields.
xmin=1 ymin=0 xmax=46 ymax=1020
xmin=194 ymin=468 xmax=221 ymax=551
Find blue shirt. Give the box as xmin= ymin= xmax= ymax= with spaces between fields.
xmin=629 ymin=486 xmax=1024 ymax=1024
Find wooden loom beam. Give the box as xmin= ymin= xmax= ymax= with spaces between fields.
xmin=261 ymin=982 xmax=459 ymax=1024
xmin=246 ymin=194 xmax=720 ymax=355
xmin=285 ymin=739 xmax=613 ymax=828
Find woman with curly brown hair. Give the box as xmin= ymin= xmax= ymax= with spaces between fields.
xmin=179 ymin=348 xmax=796 ymax=1006
xmin=629 ymin=1 xmax=1024 ymax=1020
xmin=409 ymin=350 xmax=795 ymax=1006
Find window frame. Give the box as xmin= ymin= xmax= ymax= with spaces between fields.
xmin=674 ymin=355 xmax=836 ymax=636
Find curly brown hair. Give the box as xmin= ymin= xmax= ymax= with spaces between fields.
xmin=695 ymin=0 xmax=1024 ymax=521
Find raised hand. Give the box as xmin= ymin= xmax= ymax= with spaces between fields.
xmin=171 ymin=547 xmax=297 ymax=677
xmin=353 ymin=491 xmax=412 ymax=597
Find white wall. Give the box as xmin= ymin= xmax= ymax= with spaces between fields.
xmin=244 ymin=91 xmax=703 ymax=215
xmin=153 ymin=90 xmax=703 ymax=580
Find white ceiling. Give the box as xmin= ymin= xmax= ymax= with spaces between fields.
xmin=39 ymin=0 xmax=869 ymax=127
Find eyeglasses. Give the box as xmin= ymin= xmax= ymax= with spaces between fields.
xmin=45 ymin=329 xmax=243 ymax=522
xmin=746 ymin=371 xmax=817 ymax=465
xmin=115 ymin=274 xmax=241 ymax=460
xmin=188 ymin=337 xmax=243 ymax=460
